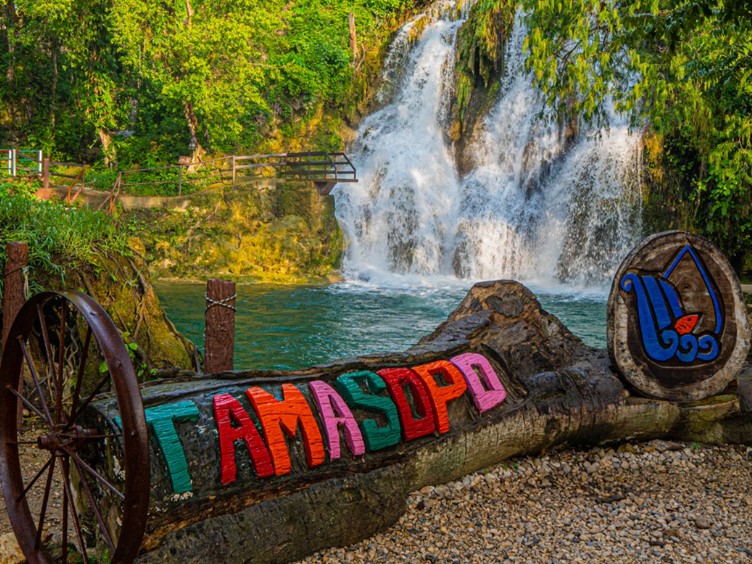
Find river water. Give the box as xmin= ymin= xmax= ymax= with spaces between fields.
xmin=155 ymin=281 xmax=607 ymax=371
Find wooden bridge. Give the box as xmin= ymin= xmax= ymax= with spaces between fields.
xmin=3 ymin=149 xmax=358 ymax=211
xmin=232 ymin=151 xmax=357 ymax=195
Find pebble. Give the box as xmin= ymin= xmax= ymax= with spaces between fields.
xmin=0 ymin=533 xmax=24 ymax=564
xmin=298 ymin=441 xmax=752 ymax=563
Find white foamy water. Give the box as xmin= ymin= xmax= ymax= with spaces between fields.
xmin=334 ymin=5 xmax=642 ymax=292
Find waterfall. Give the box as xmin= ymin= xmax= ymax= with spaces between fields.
xmin=333 ymin=4 xmax=643 ymax=290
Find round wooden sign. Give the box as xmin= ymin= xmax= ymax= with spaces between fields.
xmin=608 ymin=231 xmax=751 ymax=401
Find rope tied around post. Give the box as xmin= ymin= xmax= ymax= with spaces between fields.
xmin=205 ymin=292 xmax=237 ymax=313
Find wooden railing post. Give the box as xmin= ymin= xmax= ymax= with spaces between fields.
xmin=42 ymin=157 xmax=50 ymax=189
xmin=3 ymin=242 xmax=28 ymax=427
xmin=204 ymin=278 xmax=236 ymax=373
xmin=232 ymin=155 xmax=236 ymax=187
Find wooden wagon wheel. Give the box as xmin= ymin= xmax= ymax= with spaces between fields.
xmin=0 ymin=291 xmax=150 ymax=563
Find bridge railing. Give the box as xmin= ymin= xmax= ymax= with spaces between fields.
xmin=280 ymin=152 xmax=357 ymax=183
xmin=233 ymin=152 xmax=357 ymax=184
xmin=1 ymin=150 xmax=357 ymax=207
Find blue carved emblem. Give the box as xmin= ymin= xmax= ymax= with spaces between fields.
xmin=620 ymin=245 xmax=722 ymax=364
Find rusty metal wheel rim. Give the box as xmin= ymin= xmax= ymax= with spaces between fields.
xmin=0 ymin=291 xmax=149 ymax=563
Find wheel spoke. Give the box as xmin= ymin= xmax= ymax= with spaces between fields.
xmin=17 ymin=336 xmax=53 ymax=425
xmin=71 ymin=433 xmax=120 ymax=441
xmin=61 ymin=469 xmax=69 ymax=564
xmin=6 ymin=439 xmax=44 ymax=445
xmin=60 ymin=456 xmax=89 ymax=563
xmin=17 ymin=456 xmax=53 ymax=502
xmin=66 ymin=373 xmax=111 ymax=429
xmin=55 ymin=308 xmax=67 ymax=424
xmin=36 ymin=303 xmax=58 ymax=399
xmin=69 ymin=325 xmax=92 ymax=420
xmin=69 ymin=454 xmax=116 ymax=553
xmin=64 ymin=447 xmax=125 ymax=501
xmin=7 ymin=384 xmax=49 ymax=423
xmin=34 ymin=456 xmax=56 ymax=551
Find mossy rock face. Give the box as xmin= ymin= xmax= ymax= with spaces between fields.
xmin=640 ymin=132 xmax=695 ymax=236
xmin=36 ymin=253 xmax=196 ymax=371
xmin=450 ymin=0 xmax=516 ymax=175
xmin=129 ymin=183 xmax=344 ymax=284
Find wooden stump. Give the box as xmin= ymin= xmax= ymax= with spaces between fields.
xmin=608 ymin=231 xmax=750 ymax=401
xmin=1 ymin=242 xmax=27 ymax=350
xmin=2 ymin=242 xmax=28 ymax=427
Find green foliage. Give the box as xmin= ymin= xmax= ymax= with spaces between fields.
xmin=1 ymin=0 xmax=418 ymax=164
xmin=522 ymin=0 xmax=752 ymax=264
xmin=0 ymin=183 xmax=131 ymax=294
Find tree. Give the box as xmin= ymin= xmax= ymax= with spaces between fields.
xmin=0 ymin=0 xmax=125 ymax=162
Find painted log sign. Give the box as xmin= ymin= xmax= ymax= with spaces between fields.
xmin=117 ymin=353 xmax=506 ymax=496
xmin=608 ymin=231 xmax=751 ymax=401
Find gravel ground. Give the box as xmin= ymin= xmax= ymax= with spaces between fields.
xmin=2 ymin=438 xmax=751 ymax=562
xmin=299 ymin=440 xmax=752 ymax=564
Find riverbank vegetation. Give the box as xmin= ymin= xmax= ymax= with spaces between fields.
xmin=0 ymin=186 xmax=196 ymax=368
xmin=0 ymin=180 xmax=130 ymax=294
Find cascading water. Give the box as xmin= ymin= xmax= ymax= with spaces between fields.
xmin=334 ymin=2 xmax=464 ymax=282
xmin=334 ymin=3 xmax=643 ymax=290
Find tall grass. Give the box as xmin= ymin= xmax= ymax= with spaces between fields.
xmin=0 ymin=180 xmax=131 ymax=295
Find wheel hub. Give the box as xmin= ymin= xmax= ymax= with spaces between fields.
xmin=37 ymin=425 xmax=97 ymax=454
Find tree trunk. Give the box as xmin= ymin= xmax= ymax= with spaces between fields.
xmin=184 ymin=0 xmax=194 ymax=26
xmin=3 ymin=0 xmax=17 ymax=83
xmin=80 ymin=281 xmax=751 ymax=563
xmin=183 ymin=101 xmax=205 ymax=166
xmin=349 ymin=13 xmax=357 ymax=62
xmin=3 ymin=0 xmax=18 ymax=142
xmin=50 ymin=42 xmax=58 ymax=134
xmin=98 ymin=128 xmax=115 ymax=167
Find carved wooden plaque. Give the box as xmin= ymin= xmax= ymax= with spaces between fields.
xmin=608 ymin=231 xmax=750 ymax=401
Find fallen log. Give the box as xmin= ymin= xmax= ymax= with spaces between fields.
xmin=1 ymin=232 xmax=750 ymax=563
xmin=117 ymin=282 xmax=752 ymax=562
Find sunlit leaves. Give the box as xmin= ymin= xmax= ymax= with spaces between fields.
xmin=1 ymin=0 xmax=417 ymax=160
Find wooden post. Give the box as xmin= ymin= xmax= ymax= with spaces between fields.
xmin=3 ymin=242 xmax=28 ymax=427
xmin=231 ymin=155 xmax=236 ymax=187
xmin=177 ymin=165 xmax=183 ymax=196
xmin=349 ymin=13 xmax=357 ymax=62
xmin=42 ymin=157 xmax=50 ymax=189
xmin=204 ymin=278 xmax=236 ymax=373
